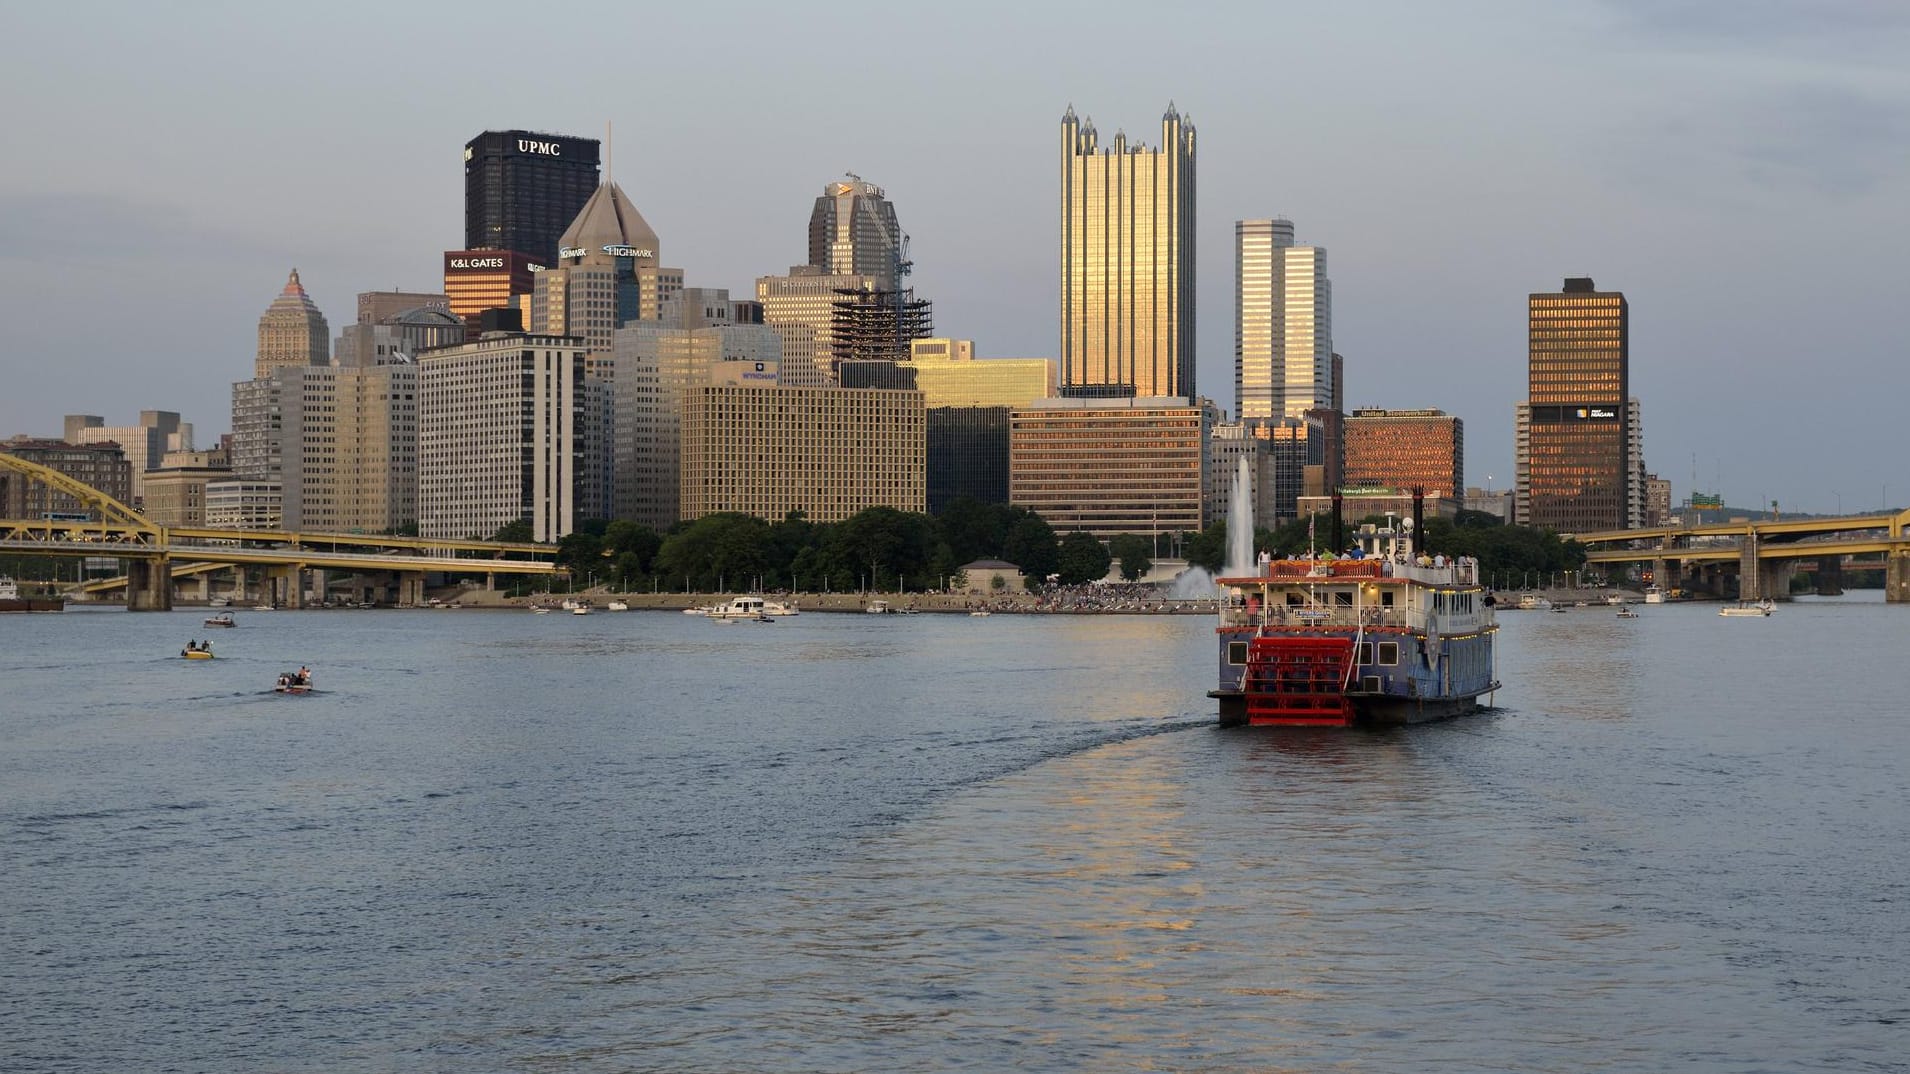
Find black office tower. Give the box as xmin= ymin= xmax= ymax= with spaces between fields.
xmin=464 ymin=131 xmax=601 ymax=266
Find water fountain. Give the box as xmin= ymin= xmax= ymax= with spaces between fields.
xmin=1170 ymin=457 xmax=1255 ymax=597
xmin=1224 ymin=456 xmax=1255 ymax=577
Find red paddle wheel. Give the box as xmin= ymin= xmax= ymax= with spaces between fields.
xmin=1243 ymin=635 xmax=1358 ymax=727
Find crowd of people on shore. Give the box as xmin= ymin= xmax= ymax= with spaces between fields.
xmin=962 ymin=582 xmax=1219 ymax=615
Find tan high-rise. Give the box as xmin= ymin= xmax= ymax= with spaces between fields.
xmin=680 ymin=371 xmax=925 ymax=524
xmin=1059 ymin=104 xmax=1195 ymax=399
xmin=256 ymin=269 xmax=329 ymax=377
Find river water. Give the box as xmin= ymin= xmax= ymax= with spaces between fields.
xmin=2 ymin=597 xmax=1905 ymax=1072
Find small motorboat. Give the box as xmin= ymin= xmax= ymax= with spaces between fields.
xmin=1615 ymin=607 xmax=1639 ymax=619
xmin=274 ymin=669 xmax=314 ymax=694
xmin=606 ymin=600 xmax=629 ymax=612
xmin=182 ymin=643 xmax=216 ymax=659
xmin=204 ymin=613 xmax=235 ymax=628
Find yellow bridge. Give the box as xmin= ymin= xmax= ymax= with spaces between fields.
xmin=1568 ymin=509 xmax=1910 ymax=601
xmin=1 ymin=453 xmax=564 ymax=610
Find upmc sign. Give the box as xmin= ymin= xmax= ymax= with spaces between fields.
xmin=517 ymin=138 xmax=563 ymax=156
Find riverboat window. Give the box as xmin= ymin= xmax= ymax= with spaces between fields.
xmin=1227 ymin=641 xmax=1248 ymax=665
xmin=1381 ymin=591 xmax=1394 ymax=607
xmin=1377 ymin=641 xmax=1400 ymax=665
xmin=1333 ymin=591 xmax=1353 ymax=607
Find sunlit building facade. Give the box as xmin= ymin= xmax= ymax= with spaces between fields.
xmin=679 ymin=371 xmax=925 ymax=524
xmin=256 ymin=269 xmax=330 ymax=378
xmin=756 ymin=267 xmax=881 ymax=388
xmin=443 ymin=250 xmax=544 ymax=325
xmin=1059 ymin=104 xmax=1196 ymax=399
xmin=1518 ymin=277 xmax=1629 ymax=532
xmin=1343 ymin=408 xmax=1463 ymax=499
xmin=276 ymin=359 xmax=420 ymax=535
xmin=1009 ymin=397 xmax=1209 ymax=538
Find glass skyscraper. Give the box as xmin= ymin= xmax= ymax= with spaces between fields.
xmin=463 ymin=130 xmax=601 ymax=265
xmin=808 ymin=178 xmax=907 ymax=290
xmin=1059 ymin=104 xmax=1195 ymax=399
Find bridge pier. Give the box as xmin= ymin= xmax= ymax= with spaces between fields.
xmin=127 ymin=558 xmax=173 ymax=611
xmin=398 ymin=571 xmax=427 ymax=607
xmin=1816 ymin=555 xmax=1845 ymax=596
xmin=1889 ymin=552 xmax=1910 ymax=603
xmin=261 ymin=565 xmax=306 ymax=609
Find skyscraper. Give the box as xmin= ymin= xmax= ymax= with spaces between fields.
xmin=1059 ymin=104 xmax=1196 ymax=399
xmin=530 ymin=180 xmax=682 ymax=379
xmin=417 ymin=332 xmax=587 ymax=542
xmin=808 ymin=178 xmax=907 ymax=289
xmin=1519 ymin=277 xmax=1630 ymax=532
xmin=463 ymin=130 xmax=601 ymax=265
xmin=255 ymin=269 xmax=329 ymax=378
xmin=1234 ymin=219 xmax=1332 ymax=420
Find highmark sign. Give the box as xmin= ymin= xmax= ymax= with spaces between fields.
xmin=559 ymin=245 xmax=656 ymax=260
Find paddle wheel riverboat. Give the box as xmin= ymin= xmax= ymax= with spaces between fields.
xmin=1211 ymin=519 xmax=1499 ymax=728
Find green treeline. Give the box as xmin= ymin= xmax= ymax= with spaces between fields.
xmin=519 ymin=502 xmax=1585 ymax=594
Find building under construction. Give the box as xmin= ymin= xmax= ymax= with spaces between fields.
xmin=830 ymin=287 xmax=932 ymax=367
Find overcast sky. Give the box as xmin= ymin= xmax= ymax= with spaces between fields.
xmin=2 ymin=0 xmax=1905 ymax=515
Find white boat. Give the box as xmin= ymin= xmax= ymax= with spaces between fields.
xmin=606 ymin=601 xmax=629 ymax=612
xmin=761 ymin=600 xmax=799 ymax=616
xmin=1616 ymin=606 xmax=1639 ymax=619
xmin=970 ymin=609 xmax=992 ymax=617
xmin=253 ymin=604 xmax=276 ymax=612
xmin=682 ymin=605 xmax=713 ymax=616
xmin=1604 ymin=593 xmax=1624 ymax=606
xmin=1517 ymin=594 xmax=1552 ymax=611
xmin=865 ymin=600 xmax=890 ymax=614
xmin=1719 ymin=599 xmax=1774 ymax=617
xmin=1643 ymin=585 xmax=1666 ymax=605
xmin=571 ymin=603 xmax=592 ymax=615
xmin=708 ymin=596 xmax=773 ymax=622
xmin=530 ymin=606 xmax=551 ymax=615
xmin=208 ymin=597 xmax=231 ymax=608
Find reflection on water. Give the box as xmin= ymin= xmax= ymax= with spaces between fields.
xmin=3 ymin=599 xmax=1906 ymax=1071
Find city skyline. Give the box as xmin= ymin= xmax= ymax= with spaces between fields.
xmin=2 ymin=3 xmax=1906 ymax=516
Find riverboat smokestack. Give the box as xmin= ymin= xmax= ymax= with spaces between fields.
xmin=1330 ymin=493 xmax=1343 ymax=552
xmin=1412 ymin=487 xmax=1425 ymax=554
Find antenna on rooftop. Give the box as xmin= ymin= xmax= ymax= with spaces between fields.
xmin=606 ymin=121 xmax=613 ymax=182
